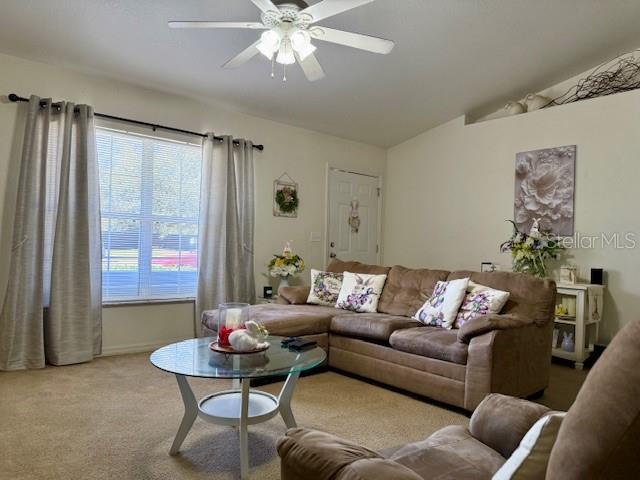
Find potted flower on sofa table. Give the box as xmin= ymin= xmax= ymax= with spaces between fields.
xmin=268 ymin=242 xmax=305 ymax=292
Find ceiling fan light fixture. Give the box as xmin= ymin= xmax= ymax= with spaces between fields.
xmin=276 ymin=40 xmax=296 ymax=65
xmin=290 ymin=29 xmax=316 ymax=60
xmin=257 ymin=29 xmax=281 ymax=59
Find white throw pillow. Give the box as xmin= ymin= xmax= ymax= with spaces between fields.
xmin=454 ymin=281 xmax=511 ymax=329
xmin=306 ymin=269 xmax=344 ymax=306
xmin=492 ymin=413 xmax=565 ymax=480
xmin=335 ymin=272 xmax=387 ymax=313
xmin=413 ymin=278 xmax=469 ymax=329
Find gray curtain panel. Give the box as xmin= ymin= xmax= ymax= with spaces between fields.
xmin=196 ymin=134 xmax=255 ymax=336
xmin=0 ymin=96 xmax=102 ymax=370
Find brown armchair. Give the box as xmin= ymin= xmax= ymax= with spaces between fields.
xmin=278 ymin=319 xmax=640 ymax=479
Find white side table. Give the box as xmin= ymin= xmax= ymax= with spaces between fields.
xmin=553 ymin=283 xmax=605 ymax=369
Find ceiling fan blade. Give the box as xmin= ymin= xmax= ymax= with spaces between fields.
xmin=168 ymin=21 xmax=266 ymax=29
xmin=223 ymin=40 xmax=262 ymax=69
xmin=250 ymin=0 xmax=279 ymax=13
xmin=296 ymin=52 xmax=326 ymax=82
xmin=301 ymin=0 xmax=375 ymax=23
xmin=310 ymin=27 xmax=394 ymax=54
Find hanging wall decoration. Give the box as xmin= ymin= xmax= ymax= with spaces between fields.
xmin=348 ymin=200 xmax=361 ymax=233
xmin=514 ymin=145 xmax=576 ymax=236
xmin=274 ymin=172 xmax=299 ymax=218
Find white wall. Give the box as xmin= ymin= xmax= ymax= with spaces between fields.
xmin=384 ymin=89 xmax=640 ymax=344
xmin=0 ymin=52 xmax=386 ymax=355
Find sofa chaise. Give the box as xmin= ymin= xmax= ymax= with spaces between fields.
xmin=202 ymin=259 xmax=556 ymax=411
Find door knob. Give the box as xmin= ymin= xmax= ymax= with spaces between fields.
xmin=329 ymin=253 xmax=337 ymax=258
xmin=330 ymin=241 xmax=335 ymax=248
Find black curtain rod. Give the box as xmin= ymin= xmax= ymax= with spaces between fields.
xmin=7 ymin=94 xmax=264 ymax=151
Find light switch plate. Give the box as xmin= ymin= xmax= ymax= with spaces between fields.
xmin=309 ymin=231 xmax=321 ymax=242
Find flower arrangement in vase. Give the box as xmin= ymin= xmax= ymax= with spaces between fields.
xmin=500 ymin=219 xmax=564 ymax=278
xmin=268 ymin=241 xmax=305 ymax=290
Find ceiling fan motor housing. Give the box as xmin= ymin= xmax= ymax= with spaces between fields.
xmin=273 ymin=0 xmax=309 ymax=9
xmin=261 ymin=3 xmax=312 ymax=29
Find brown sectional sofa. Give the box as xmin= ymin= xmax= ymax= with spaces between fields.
xmin=202 ymin=259 xmax=556 ymax=411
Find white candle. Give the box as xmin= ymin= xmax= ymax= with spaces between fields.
xmin=226 ymin=308 xmax=243 ymax=329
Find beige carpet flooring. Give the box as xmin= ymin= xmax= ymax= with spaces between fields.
xmin=0 ymin=353 xmax=587 ymax=480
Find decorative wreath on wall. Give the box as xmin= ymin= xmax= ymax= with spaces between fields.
xmin=275 ymin=186 xmax=299 ymax=213
xmin=274 ymin=172 xmax=299 ymax=218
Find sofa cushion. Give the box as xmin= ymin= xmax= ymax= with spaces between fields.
xmin=378 ymin=266 xmax=450 ymax=317
xmin=327 ymin=258 xmax=391 ymax=276
xmin=202 ymin=304 xmax=352 ymax=337
xmin=390 ymin=327 xmax=469 ymax=365
xmin=331 ymin=313 xmax=423 ymax=342
xmin=390 ymin=425 xmax=505 ymax=479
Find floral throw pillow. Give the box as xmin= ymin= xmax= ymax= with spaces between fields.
xmin=306 ymin=269 xmax=344 ymax=306
xmin=413 ymin=278 xmax=469 ymax=329
xmin=335 ymin=272 xmax=388 ymax=313
xmin=454 ymin=281 xmax=510 ymax=329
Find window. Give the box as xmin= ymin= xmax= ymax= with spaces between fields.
xmin=96 ymin=125 xmax=202 ymax=302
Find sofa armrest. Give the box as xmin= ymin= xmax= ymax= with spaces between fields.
xmin=469 ymin=393 xmax=552 ymax=458
xmin=277 ymin=428 xmax=381 ymax=480
xmin=458 ymin=314 xmax=531 ymax=344
xmin=278 ymin=286 xmax=311 ymax=305
xmin=464 ymin=321 xmax=554 ymax=410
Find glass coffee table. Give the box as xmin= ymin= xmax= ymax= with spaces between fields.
xmin=150 ymin=336 xmax=325 ymax=479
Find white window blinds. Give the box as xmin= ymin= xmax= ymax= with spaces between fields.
xmin=96 ymin=126 xmax=202 ymax=302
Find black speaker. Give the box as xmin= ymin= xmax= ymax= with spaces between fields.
xmin=591 ymin=268 xmax=604 ymax=285
xmin=263 ymin=286 xmax=274 ymax=299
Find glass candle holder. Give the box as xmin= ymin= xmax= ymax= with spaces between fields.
xmin=217 ymin=302 xmax=250 ymax=347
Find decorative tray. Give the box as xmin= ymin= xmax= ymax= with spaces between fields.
xmin=209 ymin=341 xmax=270 ymax=355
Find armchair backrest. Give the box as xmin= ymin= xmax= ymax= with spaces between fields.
xmin=546 ymin=319 xmax=640 ymax=479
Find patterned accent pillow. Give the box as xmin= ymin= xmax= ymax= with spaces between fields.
xmin=413 ymin=278 xmax=469 ymax=329
xmin=454 ymin=281 xmax=510 ymax=329
xmin=306 ymin=269 xmax=344 ymax=306
xmin=335 ymin=272 xmax=388 ymax=313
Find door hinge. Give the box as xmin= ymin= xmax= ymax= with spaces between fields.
xmin=376 ymin=187 xmax=381 ymax=197
xmin=376 ymin=245 xmax=379 ymax=253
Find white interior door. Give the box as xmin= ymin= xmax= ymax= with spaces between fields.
xmin=327 ymin=169 xmax=381 ymax=265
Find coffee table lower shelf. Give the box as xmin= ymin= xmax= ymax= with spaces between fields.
xmin=169 ymin=371 xmax=299 ymax=480
xmin=198 ymin=389 xmax=281 ymax=426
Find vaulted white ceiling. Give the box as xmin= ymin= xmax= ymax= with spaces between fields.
xmin=1 ymin=0 xmax=639 ymax=147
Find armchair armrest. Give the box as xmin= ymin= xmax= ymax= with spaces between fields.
xmin=278 ymin=428 xmax=421 ymax=480
xmin=458 ymin=314 xmax=531 ymax=344
xmin=469 ymin=393 xmax=552 ymax=458
xmin=278 ymin=286 xmax=311 ymax=305
xmin=277 ymin=427 xmax=379 ymax=480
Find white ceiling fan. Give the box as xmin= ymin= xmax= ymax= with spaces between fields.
xmin=169 ymin=0 xmax=395 ymax=82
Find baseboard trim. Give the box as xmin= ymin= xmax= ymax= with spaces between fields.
xmin=100 ymin=337 xmax=193 ymax=357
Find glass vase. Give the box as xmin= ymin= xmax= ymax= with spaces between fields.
xmin=217 ymin=302 xmax=250 ymax=347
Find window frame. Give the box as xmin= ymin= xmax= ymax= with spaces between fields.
xmin=96 ymin=119 xmax=203 ymax=305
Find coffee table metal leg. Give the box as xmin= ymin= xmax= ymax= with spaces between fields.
xmin=239 ymin=379 xmax=250 ymax=479
xmin=170 ymin=374 xmax=198 ymax=455
xmin=278 ymin=370 xmax=300 ymax=429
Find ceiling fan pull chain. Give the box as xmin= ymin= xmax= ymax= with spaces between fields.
xmin=271 ymin=56 xmax=276 ymax=78
xmin=283 ymin=64 xmax=287 ymax=82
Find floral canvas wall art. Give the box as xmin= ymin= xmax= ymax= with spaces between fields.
xmin=514 ymin=145 xmax=576 ymax=236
